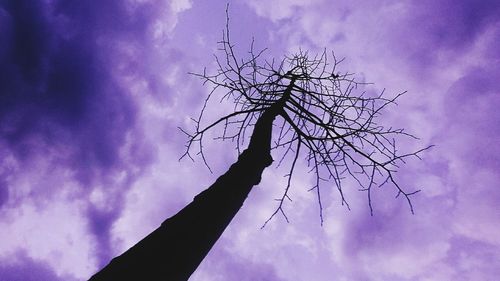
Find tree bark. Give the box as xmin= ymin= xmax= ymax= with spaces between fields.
xmin=88 ymin=108 xmax=279 ymax=281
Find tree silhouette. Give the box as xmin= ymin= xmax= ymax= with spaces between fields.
xmin=89 ymin=9 xmax=430 ymax=281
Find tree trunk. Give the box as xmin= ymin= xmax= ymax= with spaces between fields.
xmin=88 ymin=108 xmax=279 ymax=281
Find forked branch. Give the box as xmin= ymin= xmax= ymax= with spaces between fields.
xmin=181 ymin=6 xmax=432 ymax=225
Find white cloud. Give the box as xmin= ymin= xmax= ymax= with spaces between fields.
xmin=0 ymin=198 xmax=93 ymax=279
xmin=245 ymin=0 xmax=321 ymax=22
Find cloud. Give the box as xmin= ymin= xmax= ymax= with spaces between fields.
xmin=191 ymin=238 xmax=286 ymax=281
xmin=0 ymin=198 xmax=93 ymax=280
xmin=0 ymin=0 xmax=137 ymax=189
xmin=244 ymin=0 xmax=321 ymax=22
xmin=0 ymin=251 xmax=78 ymax=281
xmin=0 ymin=0 xmax=193 ymax=277
xmin=2 ymin=0 xmax=500 ymax=280
xmin=234 ymin=1 xmax=500 ymax=280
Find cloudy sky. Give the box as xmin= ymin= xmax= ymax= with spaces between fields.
xmin=1 ymin=0 xmax=499 ymax=280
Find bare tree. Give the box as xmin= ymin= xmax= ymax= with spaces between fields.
xmin=89 ymin=8 xmax=430 ymax=281
xmin=184 ymin=19 xmax=430 ymax=222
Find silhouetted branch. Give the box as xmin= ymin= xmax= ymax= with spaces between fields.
xmin=181 ymin=5 xmax=431 ymax=224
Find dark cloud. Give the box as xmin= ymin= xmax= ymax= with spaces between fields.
xmin=0 ymin=251 xmax=77 ymax=281
xmin=87 ymin=203 xmax=123 ymax=268
xmin=0 ymin=0 xmax=166 ymax=270
xmin=0 ymin=180 xmax=7 ymax=208
xmin=443 ymin=63 xmax=500 ymax=169
xmin=1 ymin=0 xmax=90 ymax=135
xmin=413 ymin=0 xmax=500 ymax=48
xmin=389 ymin=0 xmax=500 ymax=71
xmin=0 ymin=0 xmax=163 ymax=185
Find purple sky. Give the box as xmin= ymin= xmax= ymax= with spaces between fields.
xmin=1 ymin=0 xmax=499 ymax=280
